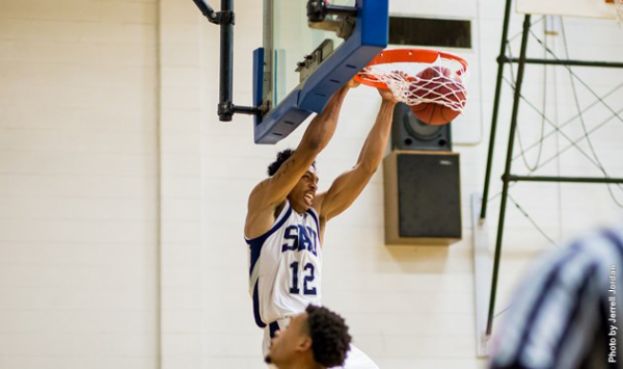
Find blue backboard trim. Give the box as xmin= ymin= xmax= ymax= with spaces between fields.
xmin=252 ymin=47 xmax=264 ymax=114
xmin=253 ymin=0 xmax=388 ymax=144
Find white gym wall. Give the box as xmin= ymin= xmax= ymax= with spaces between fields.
xmin=0 ymin=1 xmax=160 ymax=368
xmin=1 ymin=1 xmax=622 ymax=369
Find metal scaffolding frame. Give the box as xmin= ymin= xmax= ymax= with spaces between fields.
xmin=478 ymin=0 xmax=623 ymax=337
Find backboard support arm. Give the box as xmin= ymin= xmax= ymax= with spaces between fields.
xmin=193 ymin=0 xmax=264 ymax=121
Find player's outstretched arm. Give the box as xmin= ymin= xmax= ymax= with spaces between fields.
xmin=245 ymin=85 xmax=351 ymax=237
xmin=315 ymin=88 xmax=397 ymax=222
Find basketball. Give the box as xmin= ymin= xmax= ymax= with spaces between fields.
xmin=409 ymin=66 xmax=466 ymax=125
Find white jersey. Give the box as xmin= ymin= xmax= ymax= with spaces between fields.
xmin=246 ymin=200 xmax=322 ymax=328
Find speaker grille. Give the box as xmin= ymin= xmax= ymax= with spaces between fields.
xmin=392 ymin=103 xmax=452 ymax=151
xmin=396 ymin=153 xmax=462 ymax=238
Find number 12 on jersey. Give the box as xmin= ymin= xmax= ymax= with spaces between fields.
xmin=288 ymin=262 xmax=317 ymax=295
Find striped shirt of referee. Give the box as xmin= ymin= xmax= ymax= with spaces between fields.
xmin=490 ymin=227 xmax=623 ymax=369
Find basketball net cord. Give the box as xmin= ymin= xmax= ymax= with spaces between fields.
xmin=359 ymin=61 xmax=468 ymax=113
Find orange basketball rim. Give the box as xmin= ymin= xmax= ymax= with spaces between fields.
xmin=354 ymin=48 xmax=469 ymax=90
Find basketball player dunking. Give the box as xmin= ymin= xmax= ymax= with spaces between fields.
xmin=244 ymin=81 xmax=396 ymax=368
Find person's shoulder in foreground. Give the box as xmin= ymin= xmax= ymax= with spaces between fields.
xmin=490 ymin=226 xmax=623 ymax=369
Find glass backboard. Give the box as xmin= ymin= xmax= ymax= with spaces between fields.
xmin=269 ymin=0 xmax=356 ymax=107
xmin=253 ymin=0 xmax=388 ymax=144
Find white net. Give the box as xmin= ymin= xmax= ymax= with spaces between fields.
xmin=358 ymin=56 xmax=468 ymax=113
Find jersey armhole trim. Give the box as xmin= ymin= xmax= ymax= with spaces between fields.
xmin=245 ymin=201 xmax=292 ymax=245
xmin=252 ymin=281 xmax=267 ymax=328
xmin=247 ymin=201 xmax=293 ymax=275
xmin=307 ymin=207 xmax=320 ymax=233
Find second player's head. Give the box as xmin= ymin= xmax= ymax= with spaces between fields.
xmin=265 ymin=304 xmax=351 ymax=369
xmin=268 ymin=149 xmax=318 ymax=213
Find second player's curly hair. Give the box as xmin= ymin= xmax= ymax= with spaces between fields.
xmin=305 ymin=304 xmax=352 ymax=367
xmin=267 ymin=149 xmax=316 ymax=176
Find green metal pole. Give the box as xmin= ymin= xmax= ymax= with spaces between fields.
xmin=480 ymin=0 xmax=514 ymax=220
xmin=486 ymin=14 xmax=532 ymax=336
xmin=507 ymin=175 xmax=623 ymax=184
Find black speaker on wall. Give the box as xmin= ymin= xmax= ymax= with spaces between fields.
xmin=383 ymin=150 xmax=462 ymax=245
xmin=392 ymin=102 xmax=452 ymax=151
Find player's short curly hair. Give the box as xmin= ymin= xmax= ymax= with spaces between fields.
xmin=267 ymin=149 xmax=316 ymax=176
xmin=305 ymin=304 xmax=352 ymax=368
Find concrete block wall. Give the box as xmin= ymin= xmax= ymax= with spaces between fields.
xmin=158 ymin=0 xmax=207 ymax=368
xmin=0 ymin=1 xmax=160 ymax=368
xmin=1 ymin=0 xmax=621 ymax=368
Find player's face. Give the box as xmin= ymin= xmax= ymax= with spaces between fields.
xmin=265 ymin=313 xmax=310 ymax=366
xmin=289 ymin=169 xmax=318 ymax=211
